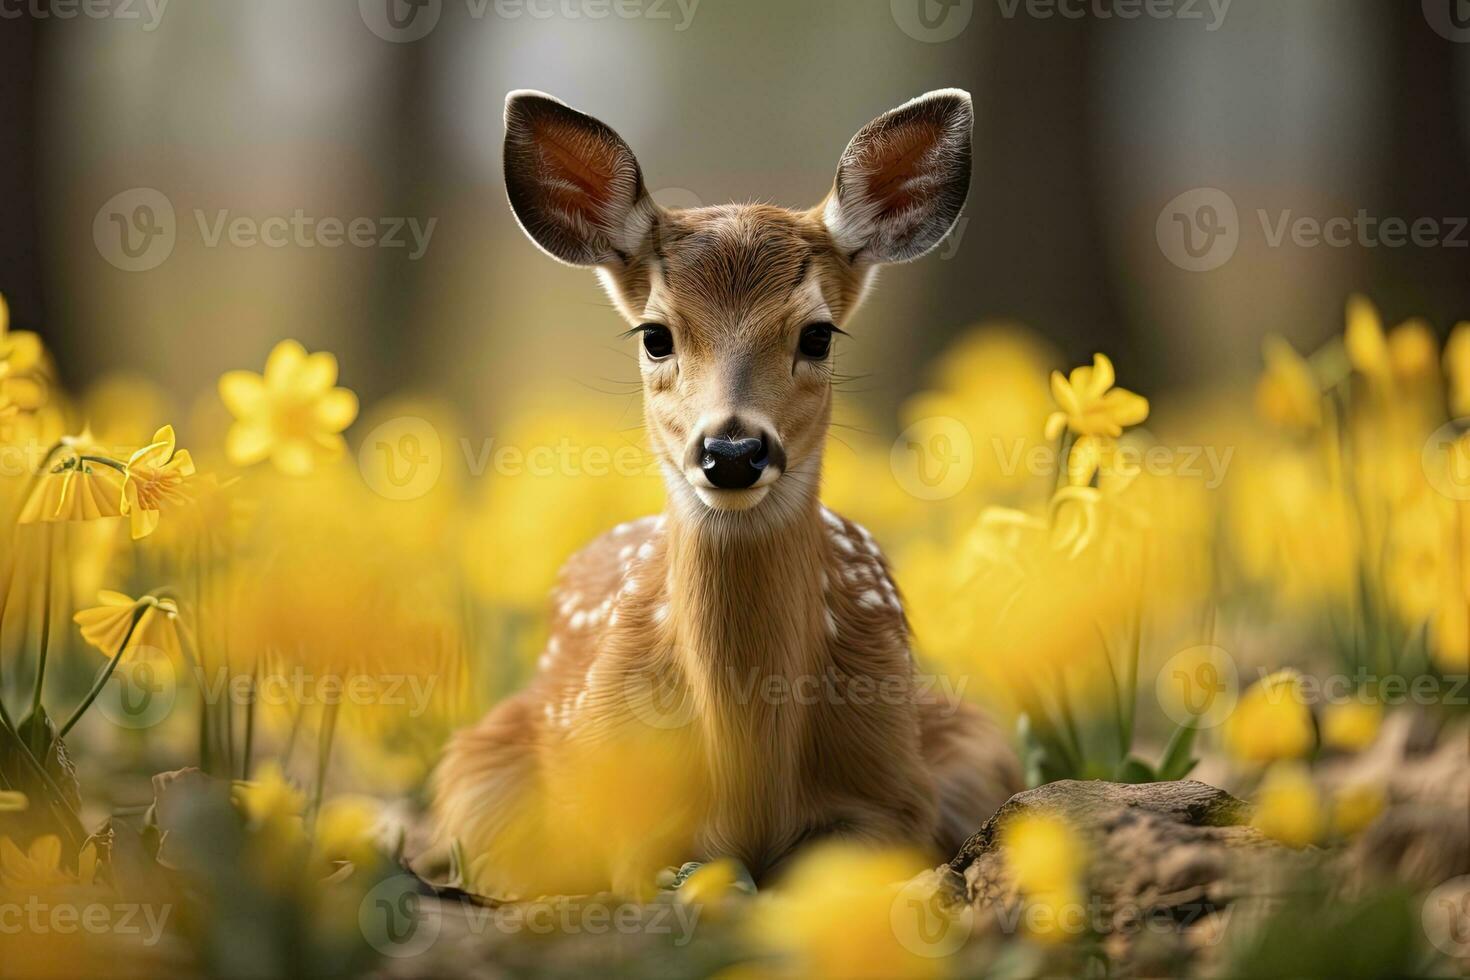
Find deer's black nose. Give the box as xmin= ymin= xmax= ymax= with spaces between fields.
xmin=701 ymin=436 xmax=768 ymax=490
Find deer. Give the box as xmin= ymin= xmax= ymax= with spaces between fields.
xmin=434 ymin=89 xmax=1021 ymax=899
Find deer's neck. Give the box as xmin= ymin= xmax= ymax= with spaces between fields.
xmin=663 ymin=489 xmax=830 ymax=697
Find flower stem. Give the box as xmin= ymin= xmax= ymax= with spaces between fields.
xmin=311 ymin=700 xmax=341 ymax=823
xmin=53 ymin=608 xmax=147 ymax=745
xmin=26 ymin=528 xmax=54 ymax=756
xmin=241 ymin=656 xmax=258 ymax=781
xmin=75 ymin=454 xmax=128 ymax=475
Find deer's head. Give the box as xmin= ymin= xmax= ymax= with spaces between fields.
xmin=503 ymin=90 xmax=971 ymax=526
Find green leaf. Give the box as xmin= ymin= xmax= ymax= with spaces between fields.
xmin=1113 ymin=756 xmax=1156 ymax=784
xmin=0 ymin=710 xmax=85 ymax=846
xmin=1157 ymin=720 xmax=1200 ymax=781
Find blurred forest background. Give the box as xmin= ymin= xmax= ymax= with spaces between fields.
xmin=1 ymin=0 xmax=1469 ymax=428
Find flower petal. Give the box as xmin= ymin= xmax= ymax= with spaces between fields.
xmin=264 ymin=339 xmax=308 ymax=386
xmin=1101 ymin=388 xmax=1149 ymax=428
xmin=1049 ymin=371 xmax=1079 ymax=417
xmin=314 ymin=388 xmax=359 ymax=431
xmin=226 ymin=422 xmax=273 ymax=466
xmin=219 ymin=371 xmax=266 ymax=418
xmin=1088 ymin=354 xmax=1115 ymax=398
xmin=297 ymin=351 xmax=339 ymax=392
xmin=272 ymin=438 xmax=317 ymax=476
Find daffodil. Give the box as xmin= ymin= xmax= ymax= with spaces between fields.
xmin=1345 ymin=294 xmax=1391 ymax=384
xmin=219 ymin=339 xmax=359 ymax=475
xmin=1002 ymin=812 xmax=1086 ymax=896
xmin=0 ymin=835 xmax=93 ymax=890
xmin=1002 ymin=812 xmax=1088 ymax=944
xmin=233 ymin=762 xmax=305 ymax=829
xmin=1329 ymin=783 xmax=1385 ymax=837
xmin=1222 ymin=670 xmax=1315 ymax=765
xmin=1045 ymin=354 xmax=1148 ymax=487
xmin=0 ymin=292 xmax=48 ymax=419
xmin=1045 ymin=353 xmax=1149 ymax=441
xmin=745 ymin=844 xmax=941 ymax=978
xmin=1431 ymin=582 xmax=1469 ymax=675
xmin=1255 ymin=335 xmax=1321 ymax=430
xmin=0 ymin=791 xmax=27 ymax=812
xmin=1321 ymin=700 xmax=1382 ymax=753
xmin=232 ymin=763 xmax=310 ymax=869
xmin=16 ymin=433 xmax=127 ymax=524
xmin=1446 ymin=322 xmax=1470 ymax=417
xmin=1346 ymin=295 xmax=1438 ymax=388
xmin=313 ymin=795 xmax=381 ymax=871
xmin=73 ymin=591 xmax=185 ymax=663
xmin=121 ymin=424 xmax=197 ymax=539
xmin=1251 ymin=764 xmax=1322 ymax=848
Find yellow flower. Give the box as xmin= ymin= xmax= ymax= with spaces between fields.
xmin=16 ymin=434 xmax=127 ymax=524
xmin=1447 ymin=322 xmax=1470 ymax=417
xmin=1254 ymin=335 xmax=1321 ymax=430
xmin=121 ymin=424 xmax=197 ymax=539
xmin=219 ymin=339 xmax=359 ymax=475
xmin=0 ymin=292 xmax=48 ymax=418
xmin=73 ymin=591 xmax=185 ymax=663
xmin=1345 ymin=294 xmax=1391 ymax=383
xmin=746 ymin=844 xmax=942 ymax=979
xmin=1002 ymin=813 xmax=1088 ymax=945
xmin=1002 ymin=812 xmax=1086 ymax=897
xmin=0 ymin=836 xmax=70 ymax=890
xmin=1387 ymin=318 xmax=1437 ymax=382
xmin=0 ymin=791 xmax=28 ymax=812
xmin=1222 ymin=670 xmax=1315 ymax=765
xmin=1431 ymin=583 xmax=1469 ymax=675
xmin=677 ymin=858 xmax=753 ymax=916
xmin=233 ymin=763 xmax=305 ymax=827
xmin=1321 ymin=700 xmax=1382 ymax=753
xmin=1044 ymin=353 xmax=1149 ymax=440
xmin=313 ymin=795 xmax=381 ymax=871
xmin=1330 ymin=783 xmax=1385 ymax=837
xmin=1251 ymin=764 xmax=1322 ymax=848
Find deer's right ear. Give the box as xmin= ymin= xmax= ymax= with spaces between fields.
xmin=823 ymin=89 xmax=973 ymax=265
xmin=503 ymin=91 xmax=652 ymax=267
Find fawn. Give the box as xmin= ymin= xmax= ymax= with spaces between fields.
xmin=435 ymin=89 xmax=1021 ymax=898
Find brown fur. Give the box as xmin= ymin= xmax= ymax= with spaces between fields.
xmin=435 ymin=91 xmax=1021 ymax=898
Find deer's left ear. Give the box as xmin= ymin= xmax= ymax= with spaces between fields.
xmin=822 ymin=89 xmax=973 ymax=264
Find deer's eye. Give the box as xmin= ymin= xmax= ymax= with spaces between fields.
xmin=799 ymin=323 xmax=834 ymax=359
xmin=640 ymin=324 xmax=674 ymax=360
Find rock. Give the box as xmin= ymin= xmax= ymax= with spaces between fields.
xmin=1321 ymin=713 xmax=1470 ymax=890
xmin=946 ymin=779 xmax=1310 ymax=968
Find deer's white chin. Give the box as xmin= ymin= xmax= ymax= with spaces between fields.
xmin=692 ymin=484 xmax=771 ymax=511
